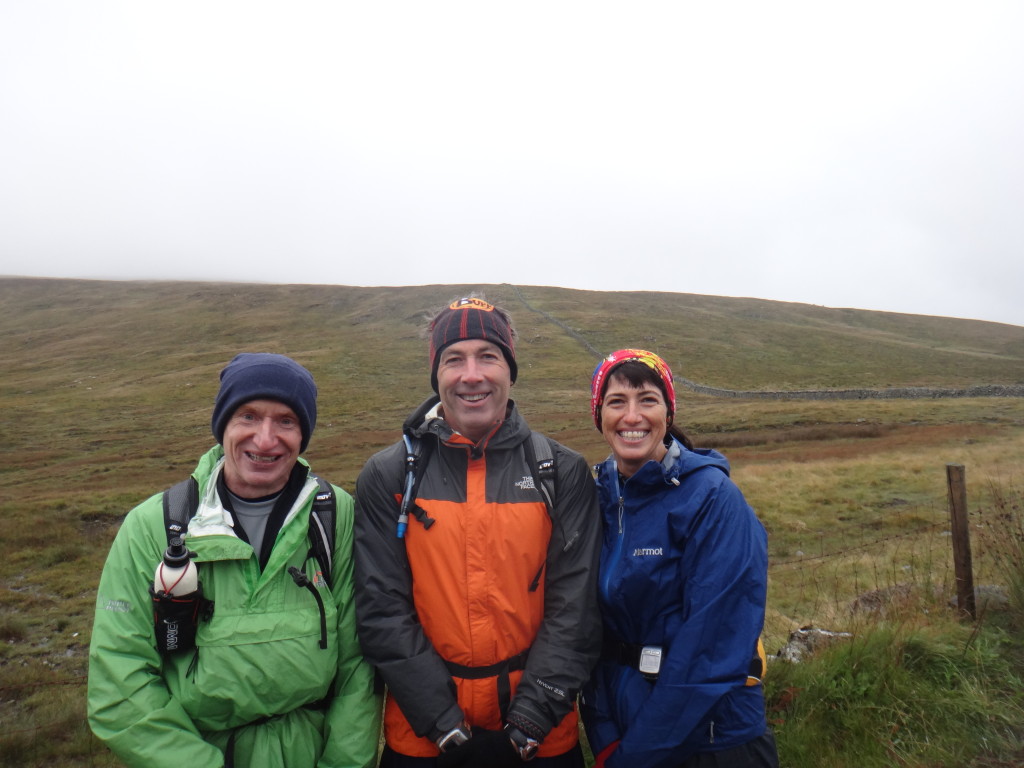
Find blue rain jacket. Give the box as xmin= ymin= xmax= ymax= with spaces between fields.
xmin=581 ymin=439 xmax=770 ymax=768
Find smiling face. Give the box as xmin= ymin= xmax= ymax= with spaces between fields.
xmin=221 ymin=399 xmax=302 ymax=499
xmin=435 ymin=339 xmax=512 ymax=443
xmin=599 ymin=373 xmax=670 ymax=478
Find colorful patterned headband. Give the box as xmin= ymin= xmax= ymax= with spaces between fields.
xmin=590 ymin=348 xmax=676 ymax=429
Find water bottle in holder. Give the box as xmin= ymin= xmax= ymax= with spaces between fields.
xmin=150 ymin=536 xmax=203 ymax=655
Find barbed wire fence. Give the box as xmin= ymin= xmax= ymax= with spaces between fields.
xmin=769 ymin=520 xmax=950 ymax=571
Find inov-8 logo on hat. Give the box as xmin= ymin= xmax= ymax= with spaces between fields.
xmin=450 ymin=297 xmax=494 ymax=312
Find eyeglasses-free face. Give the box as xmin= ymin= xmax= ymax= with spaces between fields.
xmin=599 ymin=374 xmax=670 ymax=478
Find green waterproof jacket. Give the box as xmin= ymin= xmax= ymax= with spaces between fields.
xmin=87 ymin=446 xmax=381 ymax=768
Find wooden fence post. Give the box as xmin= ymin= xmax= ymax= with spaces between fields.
xmin=946 ymin=463 xmax=976 ymax=620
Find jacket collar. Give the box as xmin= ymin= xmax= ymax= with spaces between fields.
xmin=598 ymin=437 xmax=732 ymax=489
xmin=403 ymin=395 xmax=530 ymax=455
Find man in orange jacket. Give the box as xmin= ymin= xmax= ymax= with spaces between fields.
xmin=354 ymin=296 xmax=602 ymax=767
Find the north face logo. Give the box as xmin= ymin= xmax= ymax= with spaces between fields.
xmin=515 ymin=476 xmax=536 ymax=491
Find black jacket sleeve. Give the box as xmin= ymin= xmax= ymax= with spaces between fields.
xmin=352 ymin=445 xmax=464 ymax=741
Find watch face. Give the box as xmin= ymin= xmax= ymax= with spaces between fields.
xmin=438 ymin=727 xmax=470 ymax=752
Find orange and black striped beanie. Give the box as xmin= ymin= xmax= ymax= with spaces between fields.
xmin=428 ymin=297 xmax=517 ymax=392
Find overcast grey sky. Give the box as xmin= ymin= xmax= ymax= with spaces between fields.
xmin=2 ymin=2 xmax=1022 ymax=327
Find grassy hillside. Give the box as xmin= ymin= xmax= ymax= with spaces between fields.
xmin=3 ymin=277 xmax=1024 ymax=766
xmin=4 ymin=277 xmax=1021 ymax=485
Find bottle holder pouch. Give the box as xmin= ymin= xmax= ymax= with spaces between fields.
xmin=150 ymin=584 xmax=204 ymax=655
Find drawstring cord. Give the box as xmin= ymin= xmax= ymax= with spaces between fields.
xmin=288 ymin=566 xmax=328 ymax=649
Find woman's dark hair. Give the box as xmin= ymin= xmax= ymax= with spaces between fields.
xmin=604 ymin=361 xmax=694 ymax=451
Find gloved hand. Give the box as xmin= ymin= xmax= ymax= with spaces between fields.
xmin=592 ymin=739 xmax=621 ymax=768
xmin=436 ymin=727 xmax=520 ymax=768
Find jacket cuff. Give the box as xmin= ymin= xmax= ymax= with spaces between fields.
xmin=506 ymin=710 xmax=546 ymax=742
xmin=427 ymin=703 xmax=467 ymax=743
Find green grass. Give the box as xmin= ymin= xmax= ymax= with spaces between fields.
xmin=768 ymin=617 xmax=1024 ymax=767
xmin=3 ymin=276 xmax=1024 ymax=766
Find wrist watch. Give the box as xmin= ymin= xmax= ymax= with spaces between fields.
xmin=504 ymin=724 xmax=540 ymax=761
xmin=436 ymin=723 xmax=471 ymax=753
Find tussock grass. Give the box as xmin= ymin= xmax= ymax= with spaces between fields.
xmin=768 ymin=618 xmax=1024 ymax=768
xmin=0 ymin=673 xmax=113 ymax=768
xmin=0 ymin=615 xmax=29 ymax=643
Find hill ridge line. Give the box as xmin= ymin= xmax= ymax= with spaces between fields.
xmin=508 ymin=285 xmax=1024 ymax=401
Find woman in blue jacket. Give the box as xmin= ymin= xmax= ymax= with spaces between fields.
xmin=581 ymin=349 xmax=778 ymax=768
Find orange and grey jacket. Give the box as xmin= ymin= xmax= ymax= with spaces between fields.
xmin=353 ymin=397 xmax=602 ymax=758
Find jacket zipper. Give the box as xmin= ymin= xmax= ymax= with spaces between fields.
xmin=600 ymin=469 xmax=626 ymax=603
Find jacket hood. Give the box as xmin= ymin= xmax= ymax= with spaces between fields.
xmin=597 ymin=437 xmax=732 ymax=489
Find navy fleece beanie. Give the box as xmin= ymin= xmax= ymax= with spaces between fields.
xmin=211 ymin=353 xmax=318 ymax=452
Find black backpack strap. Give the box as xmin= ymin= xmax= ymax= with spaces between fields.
xmin=307 ymin=475 xmax=336 ymax=578
xmin=532 ymin=434 xmax=557 ymax=518
xmin=521 ymin=433 xmax=562 ymax=592
xmin=162 ymin=476 xmax=199 ymax=546
xmin=291 ymin=475 xmax=336 ymax=654
xmin=397 ymin=434 xmax=437 ymax=537
xmin=524 ymin=431 xmax=557 ymax=516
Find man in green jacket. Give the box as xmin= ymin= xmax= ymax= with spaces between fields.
xmin=88 ymin=353 xmax=381 ymax=768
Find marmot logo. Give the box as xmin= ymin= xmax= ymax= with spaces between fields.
xmin=632 ymin=547 xmax=663 ymax=557
xmin=515 ymin=476 xmax=536 ymax=491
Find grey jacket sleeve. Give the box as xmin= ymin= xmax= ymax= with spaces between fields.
xmin=352 ymin=448 xmax=464 ymax=741
xmin=507 ymin=442 xmax=603 ymax=740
